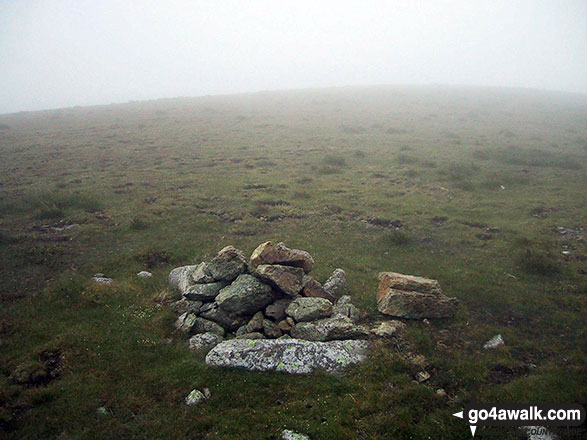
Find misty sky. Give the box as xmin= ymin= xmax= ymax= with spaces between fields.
xmin=1 ymin=0 xmax=586 ymax=114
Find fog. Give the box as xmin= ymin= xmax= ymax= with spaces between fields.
xmin=1 ymin=0 xmax=586 ymax=114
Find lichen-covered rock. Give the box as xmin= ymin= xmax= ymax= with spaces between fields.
xmin=286 ymin=297 xmax=333 ymax=322
xmin=169 ymin=265 xmax=196 ymax=290
xmin=199 ymin=303 xmax=246 ymax=331
xmin=264 ymin=298 xmax=292 ymax=321
xmin=206 ymin=338 xmax=369 ymax=374
xmin=278 ymin=317 xmax=295 ymax=332
xmin=377 ymin=289 xmax=458 ymax=319
xmin=301 ymin=276 xmax=336 ymax=302
xmin=236 ymin=311 xmax=264 ymax=335
xmin=377 ymin=272 xmax=442 ymax=300
xmin=169 ymin=299 xmax=202 ymax=315
xmin=185 ymin=389 xmax=206 ymax=406
xmin=191 ymin=262 xmax=215 ymax=284
xmin=323 ymin=269 xmax=347 ymax=298
xmin=250 ymin=241 xmax=314 ymax=273
xmin=234 ymin=332 xmax=265 ymax=339
xmin=175 ymin=313 xmax=225 ymax=336
xmin=332 ymin=295 xmax=360 ymax=322
xmin=207 ymin=246 xmax=248 ymax=281
xmin=216 ymin=274 xmax=274 ymax=315
xmin=188 ymin=332 xmax=224 ymax=351
xmin=371 ymin=320 xmax=406 ymax=337
xmin=483 ymin=334 xmax=505 ymax=349
xmin=175 ymin=312 xmax=198 ymax=333
xmin=183 ymin=281 xmax=228 ymax=301
xmin=290 ymin=316 xmax=369 ymax=341
xmin=255 ymin=264 xmax=304 ymax=296
xmin=263 ymin=319 xmax=282 ymax=338
xmin=282 ymin=429 xmax=310 ymax=440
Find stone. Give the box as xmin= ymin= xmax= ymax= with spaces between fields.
xmin=377 ymin=289 xmax=458 ymax=319
xmin=416 ymin=371 xmax=431 ymax=383
xmin=92 ymin=276 xmax=113 ymax=284
xmin=250 ymin=241 xmax=314 ymax=273
xmin=264 ymin=299 xmax=292 ymax=321
xmin=263 ymin=319 xmax=283 ymax=338
xmin=175 ymin=312 xmax=198 ymax=333
xmin=169 ymin=265 xmax=196 ymax=290
xmin=216 ymin=274 xmax=274 ymax=315
xmin=137 ymin=271 xmax=152 ymax=278
xmin=483 ymin=334 xmax=505 ymax=349
xmin=188 ymin=332 xmax=224 ymax=351
xmin=332 ymin=295 xmax=360 ymax=322
xmin=185 ymin=389 xmax=206 ymax=406
xmin=192 ymin=317 xmax=225 ymax=336
xmin=323 ymin=269 xmax=347 ymax=298
xmin=175 ymin=313 xmax=225 ymax=336
xmin=371 ymin=320 xmax=406 ymax=337
xmin=278 ymin=317 xmax=295 ymax=332
xmin=301 ymin=276 xmax=336 ymax=302
xmin=183 ymin=281 xmax=228 ymax=301
xmin=377 ymin=271 xmax=442 ymax=301
xmin=191 ymin=262 xmax=215 ymax=284
xmin=286 ymin=297 xmax=333 ymax=322
xmin=255 ymin=264 xmax=304 ymax=296
xmin=207 ymin=246 xmax=248 ymax=281
xmin=206 ymin=338 xmax=369 ymax=374
xmin=290 ymin=316 xmax=369 ymax=341
xmin=234 ymin=332 xmax=265 ymax=339
xmin=199 ymin=303 xmax=246 ymax=331
xmin=282 ymin=429 xmax=310 ymax=440
xmin=236 ymin=311 xmax=264 ymax=336
xmin=278 ymin=334 xmax=292 ymax=340
xmin=169 ymin=299 xmax=202 ymax=315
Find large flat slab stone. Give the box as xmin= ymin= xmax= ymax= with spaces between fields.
xmin=205 ymin=338 xmax=368 ymax=374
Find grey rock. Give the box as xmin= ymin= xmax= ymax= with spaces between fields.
xmin=216 ymin=274 xmax=274 ymax=315
xmin=236 ymin=311 xmax=264 ymax=335
xmin=185 ymin=389 xmax=206 ymax=406
xmin=199 ymin=302 xmax=216 ymax=313
xmin=169 ymin=265 xmax=196 ymax=290
xmin=206 ymin=338 xmax=369 ymax=374
xmin=483 ymin=334 xmax=505 ymax=349
xmin=278 ymin=317 xmax=295 ymax=333
xmin=137 ymin=271 xmax=152 ymax=278
xmin=282 ymin=429 xmax=310 ymax=440
xmin=371 ymin=320 xmax=406 ymax=337
xmin=175 ymin=312 xmax=197 ymax=333
xmin=286 ymin=297 xmax=333 ymax=322
xmin=290 ymin=316 xmax=369 ymax=341
xmin=265 ymin=298 xmax=292 ymax=321
xmin=92 ymin=276 xmax=113 ymax=284
xmin=250 ymin=241 xmax=315 ymax=273
xmin=188 ymin=332 xmax=224 ymax=351
xmin=191 ymin=262 xmax=215 ymax=284
xmin=255 ymin=264 xmax=304 ymax=296
xmin=207 ymin=245 xmax=248 ymax=281
xmin=175 ymin=313 xmax=225 ymax=336
xmin=199 ymin=303 xmax=246 ymax=331
xmin=332 ymin=295 xmax=360 ymax=322
xmin=377 ymin=289 xmax=458 ymax=319
xmin=278 ymin=334 xmax=292 ymax=340
xmin=323 ymin=268 xmax=347 ymax=297
xmin=169 ymin=299 xmax=202 ymax=315
xmin=234 ymin=332 xmax=265 ymax=339
xmin=263 ymin=319 xmax=283 ymax=338
xmin=183 ymin=281 xmax=228 ymax=301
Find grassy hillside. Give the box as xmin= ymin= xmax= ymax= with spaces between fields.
xmin=0 ymin=86 xmax=585 ymax=439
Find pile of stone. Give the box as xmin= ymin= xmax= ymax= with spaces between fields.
xmin=168 ymin=242 xmax=369 ymax=373
xmin=376 ymin=272 xmax=458 ymax=319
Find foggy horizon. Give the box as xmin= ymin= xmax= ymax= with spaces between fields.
xmin=1 ymin=0 xmax=586 ymax=114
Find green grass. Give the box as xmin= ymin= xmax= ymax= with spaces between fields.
xmin=0 ymin=85 xmax=586 ymax=439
